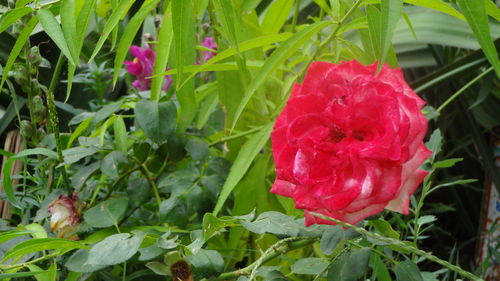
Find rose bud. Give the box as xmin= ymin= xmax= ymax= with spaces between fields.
xmin=48 ymin=193 xmax=82 ymax=239
xmin=271 ymin=60 xmax=432 ymax=226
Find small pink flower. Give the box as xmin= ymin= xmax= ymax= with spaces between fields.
xmin=48 ymin=193 xmax=82 ymax=239
xmin=124 ymin=45 xmax=172 ymax=91
xmin=202 ymin=37 xmax=217 ymax=62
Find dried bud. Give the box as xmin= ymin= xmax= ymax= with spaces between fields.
xmin=170 ymin=261 xmax=193 ymax=281
xmin=48 ymin=193 xmax=82 ymax=239
xmin=27 ymin=46 xmax=42 ymax=68
xmin=19 ymin=120 xmax=34 ymax=139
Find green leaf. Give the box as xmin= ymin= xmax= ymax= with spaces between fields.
xmin=113 ymin=115 xmax=128 ymax=153
xmin=368 ymin=219 xmax=400 ymax=239
xmin=241 ymin=211 xmax=299 ymax=237
xmin=169 ymin=33 xmax=291 ymax=90
xmin=135 ymin=100 xmax=177 ymax=144
xmin=0 ymin=7 xmax=33 ymax=33
xmin=145 ymin=261 xmax=169 ymax=275
xmin=150 ymin=3 xmax=173 ymax=101
xmin=185 ymin=138 xmax=209 ymax=161
xmin=379 ymin=0 xmax=403 ymax=70
xmin=2 ymin=238 xmax=88 ymax=262
xmin=485 ymin=0 xmax=500 ymax=21
xmin=370 ymin=253 xmax=392 ymax=281
xmin=186 ymin=249 xmax=224 ymax=278
xmin=425 ymin=129 xmax=442 ymax=162
xmin=62 ymin=147 xmax=99 ymax=165
xmin=27 ymin=263 xmax=57 ymax=281
xmin=60 ymin=0 xmax=79 ymax=63
xmin=87 ymin=232 xmax=145 ymax=266
xmin=37 ymin=9 xmax=76 ymax=65
xmin=404 ymin=0 xmax=465 ymax=21
xmin=0 ymin=272 xmax=46 ymax=279
xmin=213 ymin=123 xmax=273 ymax=215
xmin=433 ymin=158 xmax=462 ymax=168
xmin=83 ymin=197 xmax=129 ymax=228
xmin=113 ymin=0 xmax=160 ymax=86
xmin=172 ymin=0 xmax=196 ymax=132
xmin=100 ymin=151 xmax=128 ymax=179
xmin=71 ymin=162 xmax=99 ymax=191
xmin=2 ymin=158 xmax=17 ymax=206
xmin=13 ymin=148 xmax=58 ymax=159
xmin=65 ymin=249 xmax=106 ymax=273
xmin=231 ymin=20 xmax=331 ymax=129
xmin=88 ymin=0 xmax=136 ymax=62
xmin=340 ymin=248 xmax=371 ymax=281
xmin=261 ymin=0 xmax=294 ymax=35
xmin=291 ymin=257 xmax=329 ymax=275
xmin=394 ymin=260 xmax=424 ymax=281
xmin=0 ymin=16 xmax=38 ymax=92
xmin=417 ymin=215 xmax=436 ymax=226
xmin=320 ymin=226 xmax=344 ymax=255
xmin=457 ymin=0 xmax=500 ymax=78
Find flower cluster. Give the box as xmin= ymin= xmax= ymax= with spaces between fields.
xmin=201 ymin=37 xmax=217 ymax=62
xmin=271 ymin=60 xmax=431 ymax=225
xmin=124 ymin=45 xmax=172 ymax=91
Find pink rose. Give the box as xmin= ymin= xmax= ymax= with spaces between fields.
xmin=271 ymin=60 xmax=432 ymax=225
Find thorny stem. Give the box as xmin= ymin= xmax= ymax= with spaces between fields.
xmin=215 ymin=237 xmax=317 ymax=281
xmin=310 ymin=212 xmax=484 ymax=281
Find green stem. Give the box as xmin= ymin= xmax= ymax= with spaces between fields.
xmin=139 ymin=164 xmax=162 ymax=209
xmin=437 ymin=66 xmax=494 ymax=112
xmin=310 ymin=212 xmax=484 ymax=281
xmin=215 ymin=237 xmax=317 ymax=281
xmin=47 ymin=53 xmax=71 ymax=194
xmin=209 ymin=125 xmax=264 ymax=146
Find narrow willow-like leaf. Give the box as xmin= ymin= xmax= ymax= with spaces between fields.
xmin=378 ymin=0 xmax=403 ymax=72
xmin=61 ymin=0 xmax=78 ymax=63
xmin=113 ymin=0 xmax=160 ymax=86
xmin=261 ymin=0 xmax=294 ymax=35
xmin=212 ymin=0 xmax=250 ymax=84
xmin=88 ymin=0 xmax=136 ymax=62
xmin=485 ymin=0 xmax=500 ymax=21
xmin=404 ymin=0 xmax=465 ymax=21
xmin=150 ymin=3 xmax=173 ymax=101
xmin=170 ymin=33 xmax=291 ymax=90
xmin=37 ymin=9 xmax=76 ymax=65
xmin=213 ymin=123 xmax=273 ymax=215
xmin=172 ymin=0 xmax=196 ymax=132
xmin=0 ymin=7 xmax=33 ymax=33
xmin=457 ymin=0 xmax=500 ymax=78
xmin=65 ymin=0 xmax=97 ymax=102
xmin=0 ymin=16 xmax=38 ymax=92
xmin=1 ymin=158 xmax=16 ymax=206
xmin=231 ymin=21 xmax=331 ymax=130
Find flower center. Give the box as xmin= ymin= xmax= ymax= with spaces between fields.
xmin=330 ymin=126 xmax=346 ymax=142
